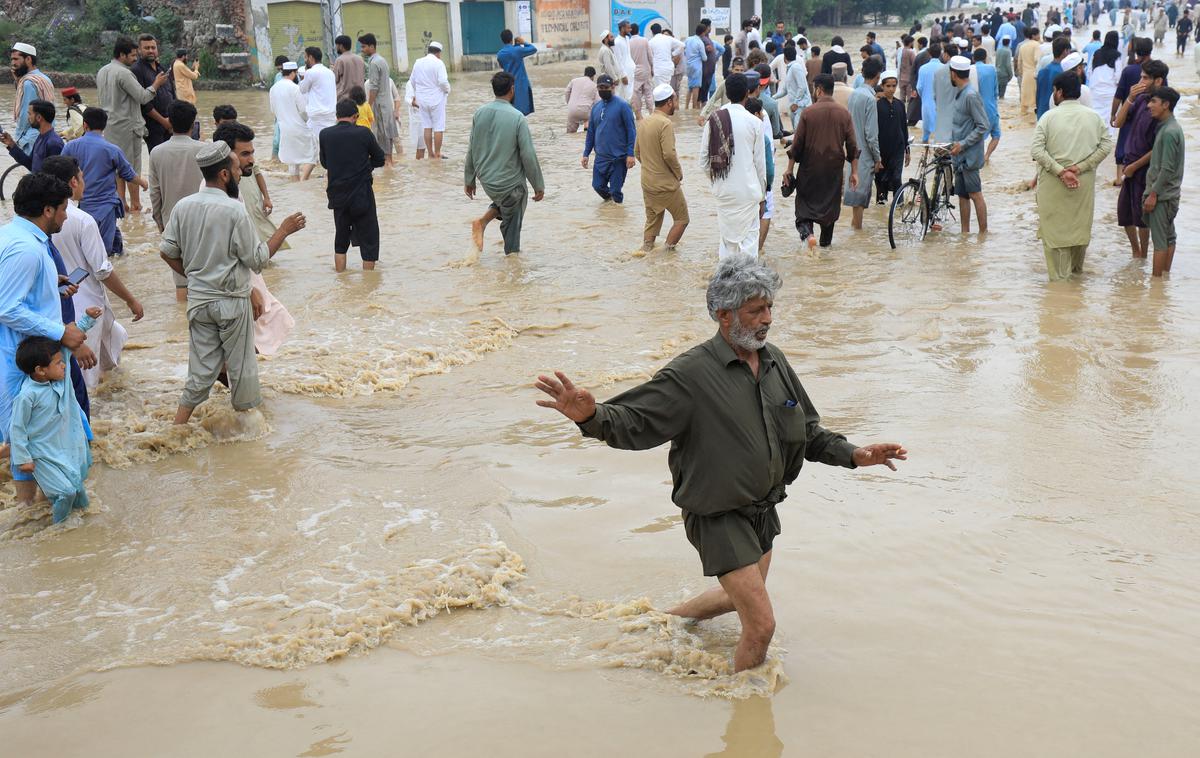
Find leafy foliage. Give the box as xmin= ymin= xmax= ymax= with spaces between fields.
xmin=17 ymin=0 xmax=186 ymax=71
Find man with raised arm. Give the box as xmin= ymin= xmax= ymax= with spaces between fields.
xmin=535 ymin=254 xmax=906 ymax=673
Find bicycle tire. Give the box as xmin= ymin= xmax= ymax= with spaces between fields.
xmin=888 ymin=180 xmax=926 ymax=249
xmin=0 ymin=162 xmax=25 ymax=202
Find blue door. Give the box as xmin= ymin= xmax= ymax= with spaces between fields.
xmin=460 ymin=1 xmax=505 ymax=55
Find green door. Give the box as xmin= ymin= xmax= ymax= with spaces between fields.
xmin=404 ymin=2 xmax=451 ymax=66
xmin=268 ymin=0 xmax=325 ymax=63
xmin=342 ymin=1 xmax=396 ymax=67
xmin=460 ymin=2 xmax=505 ymax=55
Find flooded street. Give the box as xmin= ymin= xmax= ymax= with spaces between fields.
xmin=1 ymin=31 xmax=1199 ymax=756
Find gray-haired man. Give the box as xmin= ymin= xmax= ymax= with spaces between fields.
xmin=535 ymin=254 xmax=906 ymax=673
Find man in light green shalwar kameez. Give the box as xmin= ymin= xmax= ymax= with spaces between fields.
xmin=1030 ymin=72 xmax=1113 ymax=281
xmin=464 ymin=72 xmax=546 ymax=255
xmin=360 ymin=34 xmax=398 ymax=166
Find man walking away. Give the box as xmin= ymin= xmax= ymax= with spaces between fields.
xmin=147 ymin=101 xmax=205 ymax=300
xmin=1142 ymin=87 xmax=1184 ymax=277
xmin=409 ymin=42 xmax=452 ymax=159
xmin=582 ymin=75 xmax=636 ymax=204
xmin=635 ymin=84 xmax=689 ymax=251
xmin=498 ymin=30 xmax=539 ymax=116
xmin=271 ymin=62 xmax=317 ymax=180
xmin=159 ymin=142 xmax=305 ymax=425
xmin=332 ymin=35 xmax=365 ymax=101
xmin=299 ymin=47 xmax=338 ymax=157
xmin=844 ymin=57 xmax=882 ymax=229
xmin=96 ymin=37 xmax=168 ymax=212
xmin=1030 ymin=72 xmax=1113 ymax=280
xmin=700 ymin=73 xmax=766 ymax=258
xmin=61 ymin=107 xmax=148 ymax=257
xmin=464 ymin=72 xmax=546 ymax=255
xmin=320 ymin=99 xmax=386 ymax=272
xmin=628 ymin=23 xmax=655 ymax=117
xmin=782 ymin=74 xmax=858 ymax=249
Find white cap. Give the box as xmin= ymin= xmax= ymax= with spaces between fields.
xmin=1061 ymin=52 xmax=1084 ymax=70
xmin=652 ymin=83 xmax=675 ymax=101
xmin=429 ymin=41 xmax=443 ymax=51
xmin=880 ymin=69 xmax=899 ymax=82
xmin=599 ymin=30 xmax=611 ymax=42
xmin=11 ymin=42 xmax=35 ymax=57
xmin=949 ymin=55 xmax=972 ymax=72
xmin=952 ymin=37 xmax=968 ymax=48
xmin=282 ymin=61 xmax=298 ymax=71
xmin=1045 ymin=24 xmax=1062 ymax=37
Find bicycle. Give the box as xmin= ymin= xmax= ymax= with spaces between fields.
xmin=0 ymin=159 xmax=25 ymax=202
xmin=888 ymin=142 xmax=958 ymax=249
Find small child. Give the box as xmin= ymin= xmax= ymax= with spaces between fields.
xmin=9 ymin=308 xmax=100 ymax=524
xmin=349 ymin=86 xmax=374 ymax=129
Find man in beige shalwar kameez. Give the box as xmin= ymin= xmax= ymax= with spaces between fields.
xmin=1030 ymin=72 xmax=1113 ymax=280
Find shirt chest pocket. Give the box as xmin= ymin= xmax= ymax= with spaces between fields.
xmin=772 ymin=404 xmax=807 ymax=445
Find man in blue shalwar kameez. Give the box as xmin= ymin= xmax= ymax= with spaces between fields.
xmin=581 ymin=75 xmax=636 ymax=204
xmin=0 ymin=173 xmax=88 ymax=510
xmin=61 ymin=107 xmax=148 ymax=257
xmin=497 ymin=30 xmax=539 ymax=116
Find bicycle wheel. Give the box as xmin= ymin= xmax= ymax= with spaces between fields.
xmin=888 ymin=180 xmax=926 ymax=248
xmin=0 ymin=162 xmax=25 ymax=201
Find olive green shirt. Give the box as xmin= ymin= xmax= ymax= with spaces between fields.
xmin=579 ymin=332 xmax=858 ymax=517
xmin=1145 ymin=114 xmax=1184 ymax=202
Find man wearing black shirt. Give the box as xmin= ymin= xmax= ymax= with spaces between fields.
xmin=319 ymin=99 xmax=386 ymax=272
xmin=130 ymin=34 xmax=176 ymax=153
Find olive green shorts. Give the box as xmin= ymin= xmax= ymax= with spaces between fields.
xmin=683 ymin=506 xmax=781 ymax=577
xmin=1147 ymin=197 xmax=1178 ymax=252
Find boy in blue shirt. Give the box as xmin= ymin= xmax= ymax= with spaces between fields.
xmin=9 ymin=307 xmax=99 ymax=524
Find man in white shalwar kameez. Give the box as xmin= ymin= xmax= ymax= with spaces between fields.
xmin=614 ymin=21 xmax=637 ymax=102
xmin=41 ymin=155 xmax=144 ymax=389
xmin=409 ymin=42 xmax=452 ymax=159
xmin=699 ymin=73 xmax=766 ymax=259
xmin=649 ymin=25 xmax=685 ymax=88
xmin=297 ymin=47 xmax=337 ymax=158
xmin=271 ymin=62 xmax=317 ymax=180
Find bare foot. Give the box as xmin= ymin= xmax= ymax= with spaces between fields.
xmin=129 ymin=204 xmax=142 ymax=212
xmin=471 ymin=219 xmax=485 ymax=251
xmin=806 ymin=235 xmax=817 ymax=250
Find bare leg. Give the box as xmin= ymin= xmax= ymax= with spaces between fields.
xmin=300 ymin=163 xmax=315 ymax=181
xmin=758 ymin=217 xmax=770 ymax=252
xmin=363 ymin=260 xmax=376 ymax=271
xmin=718 ymin=562 xmax=776 ymax=672
xmin=15 ymin=479 xmax=35 ymax=507
xmin=984 ymin=136 xmax=1000 ymax=163
xmin=959 ymin=196 xmax=972 ymax=233
xmin=433 ymin=131 xmax=444 ymax=158
xmin=128 ymin=182 xmax=142 ymax=212
xmin=851 ymin=206 xmax=864 ymax=230
xmin=175 ymin=287 xmax=187 ymax=303
xmin=1125 ymin=226 xmax=1149 ymax=258
xmin=423 ymin=128 xmax=434 ymax=157
xmin=667 ymin=551 xmax=772 ymax=621
xmin=1165 ymin=243 xmax=1176 ymax=272
xmin=472 ymin=206 xmax=499 ymax=250
xmin=665 ymin=220 xmax=688 ymax=247
xmin=173 ymin=405 xmax=195 ymax=425
xmin=334 ymin=253 xmax=347 ymax=273
xmin=1138 ymin=228 xmax=1150 ymax=258
xmin=972 ymin=192 xmax=988 ymax=233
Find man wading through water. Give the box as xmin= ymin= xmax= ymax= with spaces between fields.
xmin=535 ymin=254 xmax=907 ymax=672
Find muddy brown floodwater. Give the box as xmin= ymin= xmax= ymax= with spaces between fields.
xmin=0 ymin=25 xmax=1198 ymax=758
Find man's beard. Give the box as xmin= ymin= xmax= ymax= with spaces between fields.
xmin=224 ymin=174 xmax=240 ymax=198
xmin=12 ymin=63 xmax=28 ymax=77
xmin=729 ymin=318 xmax=768 ymax=351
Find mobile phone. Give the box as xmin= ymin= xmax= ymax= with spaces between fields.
xmin=59 ymin=267 xmax=89 ymax=292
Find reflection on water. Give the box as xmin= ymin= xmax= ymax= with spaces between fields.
xmin=705 ymin=696 xmax=784 ymax=758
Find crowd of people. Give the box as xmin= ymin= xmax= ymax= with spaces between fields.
xmin=0 ymin=8 xmax=1190 ymax=678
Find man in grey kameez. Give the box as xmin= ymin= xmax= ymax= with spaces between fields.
xmin=844 ymin=57 xmax=882 ymax=229
xmin=360 ymin=34 xmax=397 ymax=166
xmin=159 ymin=142 xmax=305 ymax=424
xmin=97 ymin=36 xmax=168 ymax=211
